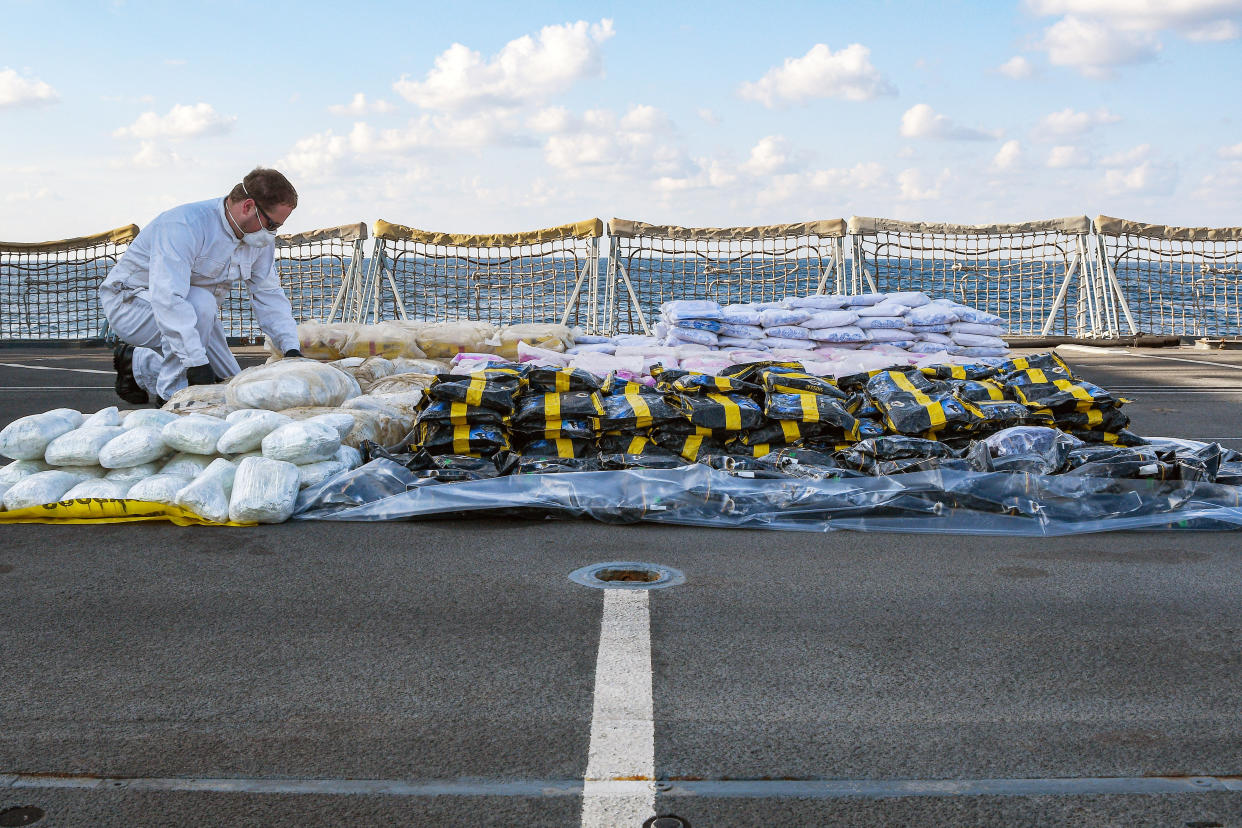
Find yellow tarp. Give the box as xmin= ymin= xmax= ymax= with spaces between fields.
xmin=374 ymin=218 xmax=603 ymax=246
xmin=0 ymin=224 xmax=141 ymax=253
xmin=0 ymin=498 xmax=254 ymax=526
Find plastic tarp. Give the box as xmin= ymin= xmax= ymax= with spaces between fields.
xmin=609 ymin=218 xmax=847 ymax=240
xmin=1094 ymin=215 xmax=1242 ymax=242
xmin=0 ymin=224 xmax=140 ymax=252
xmin=374 ymin=218 xmax=602 ymax=247
xmin=276 ymin=222 xmax=367 ymax=246
xmin=294 ymin=462 xmax=1242 ymax=536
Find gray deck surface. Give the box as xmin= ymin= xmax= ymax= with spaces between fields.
xmin=1 ymin=345 xmax=1241 ymax=827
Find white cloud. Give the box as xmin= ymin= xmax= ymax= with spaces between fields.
xmin=1029 ymin=1 xmax=1242 ymax=40
xmin=897 ymin=167 xmax=950 ymax=200
xmin=742 ymin=135 xmax=800 ymax=175
xmin=1218 ymin=141 xmax=1242 ymax=158
xmin=527 ymin=106 xmax=574 ymax=134
xmin=738 ymin=43 xmax=895 ymax=106
xmin=1104 ymin=159 xmax=1177 ymax=194
xmin=1041 ymin=15 xmax=1161 ymax=77
xmin=997 ymin=56 xmax=1035 ymax=78
xmin=393 ymin=19 xmax=614 ymax=111
xmin=1036 ymin=106 xmax=1121 ymax=137
xmin=808 ymin=161 xmax=888 ymax=191
xmin=1046 ymin=144 xmax=1090 ymax=167
xmin=328 ymin=93 xmax=396 ymax=116
xmin=543 ymin=105 xmax=688 ymax=182
xmin=0 ymin=68 xmax=58 ymax=108
xmin=113 ymin=103 xmax=236 ymax=140
xmin=1100 ymin=143 xmax=1151 ymax=165
xmin=697 ymin=108 xmax=719 ymax=125
xmin=992 ymin=140 xmax=1022 ymax=170
xmin=129 ymin=141 xmax=182 ymax=169
xmin=899 ymin=104 xmax=996 ymax=140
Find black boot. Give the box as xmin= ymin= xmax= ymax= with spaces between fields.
xmin=112 ymin=343 xmax=150 ymax=405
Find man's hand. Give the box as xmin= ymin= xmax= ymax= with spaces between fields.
xmin=186 ymin=363 xmax=219 ymax=386
xmin=284 ymin=349 xmax=303 ymax=358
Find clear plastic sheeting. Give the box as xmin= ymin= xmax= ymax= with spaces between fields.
xmin=293 ymin=460 xmax=1242 ymax=535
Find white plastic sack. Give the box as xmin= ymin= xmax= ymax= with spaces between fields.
xmin=0 ymin=409 xmax=84 ymax=461
xmin=127 ymin=474 xmax=190 ymax=505
xmin=788 ymin=294 xmax=849 ymax=310
xmin=162 ymin=414 xmax=230 ymax=455
xmin=174 ymin=458 xmax=236 ymax=522
xmin=808 ymin=326 xmax=869 ymax=343
xmin=229 ymin=456 xmax=300 ymax=524
xmin=489 ymin=323 xmax=573 ymax=360
xmin=261 ymin=421 xmax=340 ymax=464
xmin=81 ymin=407 xmax=122 ymax=428
xmin=335 ymin=444 xmax=362 ymax=469
xmin=122 ymin=410 xmax=179 ymax=430
xmin=906 ymin=303 xmax=960 ymax=326
xmin=295 ymin=458 xmax=348 ymax=490
xmin=951 ymin=332 xmax=1008 ymax=348
xmin=856 ymin=317 xmax=907 ymax=330
xmin=951 ymin=321 xmax=1006 ymax=337
xmin=306 ymin=413 xmax=355 ymax=442
xmin=57 ymin=465 xmax=106 ymax=478
xmin=161 ymin=384 xmax=236 ymax=418
xmin=0 ymin=459 xmax=52 ymax=485
xmin=720 ymin=304 xmax=763 ymax=325
xmin=159 ymin=452 xmax=216 ymax=477
xmin=759 ymin=308 xmax=811 ymax=327
xmin=3 ymin=470 xmax=88 ymax=511
xmin=226 ymin=359 xmax=361 ymax=411
xmin=63 ymin=479 xmax=132 ymax=500
xmin=44 ymin=426 xmax=126 ymax=466
xmin=104 ymin=463 xmax=162 ymax=484
xmin=217 ymin=411 xmax=293 ymax=455
xmin=660 ymin=300 xmax=722 ymax=321
xmin=98 ymin=426 xmax=170 ymax=469
xmin=802 ymin=310 xmax=860 ymax=330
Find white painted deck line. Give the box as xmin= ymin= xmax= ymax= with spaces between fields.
xmin=581 ymin=588 xmax=657 ymax=827
xmin=0 ymin=362 xmax=113 ymax=375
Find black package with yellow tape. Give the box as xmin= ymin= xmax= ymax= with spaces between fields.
xmin=865 ymin=370 xmax=986 ymax=437
xmin=670 ymin=392 xmax=765 ymax=432
xmin=997 ymin=352 xmax=1073 ymax=377
xmin=1052 ymin=406 xmax=1131 ymax=432
xmin=973 ymin=400 xmax=1038 ymax=430
xmin=600 ymin=374 xmax=660 ymax=396
xmin=948 ymin=378 xmax=1007 ymax=402
xmin=735 ymin=419 xmax=840 ymax=447
xmin=717 ymin=360 xmax=805 ymax=382
xmin=650 ymin=428 xmax=730 ymax=462
xmin=660 ymin=371 xmax=763 ymax=397
xmin=920 ymin=363 xmax=1000 ymax=381
xmin=417 ymin=400 xmax=508 ymax=426
xmin=1066 ymin=428 xmax=1147 ymax=447
xmin=428 ymin=372 xmax=523 ymax=414
xmin=597 ymin=432 xmax=661 ymax=455
xmin=511 ymin=418 xmax=596 ymax=442
xmin=594 ymin=392 xmax=684 ymax=430
xmin=511 ymin=391 xmax=605 ymax=426
xmin=525 ymin=366 xmax=603 ymax=393
xmin=1004 ymin=370 xmax=1120 ymax=413
xmin=363 ymin=444 xmax=500 ymax=482
xmin=757 ymin=367 xmax=847 ymax=399
xmin=837 ymin=435 xmax=960 ymax=474
xmin=416 ymin=421 xmax=510 ymax=457
xmin=763 ymin=392 xmax=861 ymax=436
xmin=515 ymin=437 xmax=595 ymax=458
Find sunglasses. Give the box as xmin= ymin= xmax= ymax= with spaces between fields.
xmin=253 ymin=201 xmax=282 ymax=232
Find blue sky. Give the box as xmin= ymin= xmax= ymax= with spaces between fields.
xmin=2 ymin=0 xmax=1240 ymax=240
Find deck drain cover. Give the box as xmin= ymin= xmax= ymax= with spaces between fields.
xmin=569 ymin=561 xmax=685 ymax=590
xmin=0 ymin=807 xmax=45 ymax=827
xmin=644 ymin=816 xmax=690 ymax=828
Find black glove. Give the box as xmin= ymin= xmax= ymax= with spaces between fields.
xmin=186 ymin=363 xmax=219 ymax=386
xmin=284 ymin=349 xmax=303 ymax=358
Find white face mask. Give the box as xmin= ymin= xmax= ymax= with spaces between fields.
xmin=226 ymin=204 xmax=276 ymax=248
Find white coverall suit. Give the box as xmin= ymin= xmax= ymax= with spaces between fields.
xmin=98 ymin=197 xmax=300 ymax=401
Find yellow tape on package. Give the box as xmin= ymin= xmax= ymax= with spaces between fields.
xmin=0 ymin=498 xmax=254 ymax=526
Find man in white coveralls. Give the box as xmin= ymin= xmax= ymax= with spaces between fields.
xmin=99 ymin=167 xmax=304 ymax=406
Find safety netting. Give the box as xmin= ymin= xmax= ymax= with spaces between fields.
xmin=368 ymin=218 xmax=604 ymax=331
xmin=849 ymin=216 xmax=1096 ymax=337
xmin=222 ymin=223 xmax=369 ymax=339
xmin=605 ymin=219 xmax=848 ymax=337
xmin=0 ymin=225 xmax=139 ymax=341
xmin=1095 ymin=215 xmax=1242 ymax=337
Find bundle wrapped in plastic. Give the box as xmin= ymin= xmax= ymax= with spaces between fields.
xmin=217 ymin=411 xmax=293 ymax=455
xmin=344 ymin=356 xmax=396 ymax=388
xmin=174 ymin=458 xmax=236 ymax=522
xmin=763 ymin=393 xmax=862 ymax=436
xmin=419 ymin=400 xmax=507 ymax=427
xmin=837 ymin=435 xmax=962 ymax=475
xmin=2 ymin=470 xmax=88 ymax=510
xmin=1003 ymin=370 xmax=1120 ymax=414
xmin=653 ymin=368 xmax=762 ymax=397
xmin=122 ymin=410 xmax=179 ymax=430
xmin=0 ymin=459 xmax=52 ymax=486
xmin=280 ymin=321 xmax=359 ymax=360
xmin=426 ymin=368 xmax=524 ymax=414
xmin=416 ymin=422 xmax=510 ymax=457
xmin=511 ymin=392 xmax=605 ymax=427
xmin=512 ymin=418 xmax=595 ymax=442
xmin=342 ymin=322 xmax=427 ymax=359
xmin=525 ymin=366 xmax=603 ymax=393
xmin=104 ymin=463 xmax=160 ymax=483
xmin=63 ymin=479 xmax=132 ymax=500
xmin=515 ymin=437 xmax=594 ymax=458
xmin=161 ymin=384 xmax=236 ymax=418
xmin=594 ymin=392 xmax=683 ymax=431
xmin=44 ymin=426 xmax=126 ymax=466
xmin=865 ymin=370 xmax=986 ymax=438
xmin=671 ymin=393 xmax=764 ymax=432
xmin=229 ymin=457 xmax=301 ymax=523
xmin=226 ymin=359 xmax=361 ymax=411
xmin=98 ymin=426 xmax=171 ymax=469
xmin=127 ymin=473 xmax=191 ymax=505
xmin=162 ymin=414 xmax=230 ymax=455
xmin=488 ymin=323 xmax=574 ymax=360
xmin=416 ymin=321 xmax=497 ymax=359
xmin=261 ymin=421 xmax=341 ymax=465
xmin=0 ymin=409 xmax=84 ymax=460
xmin=159 ymin=453 xmax=215 ymax=478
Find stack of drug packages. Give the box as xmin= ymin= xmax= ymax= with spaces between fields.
xmin=399 ymin=347 xmax=1136 ymax=473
